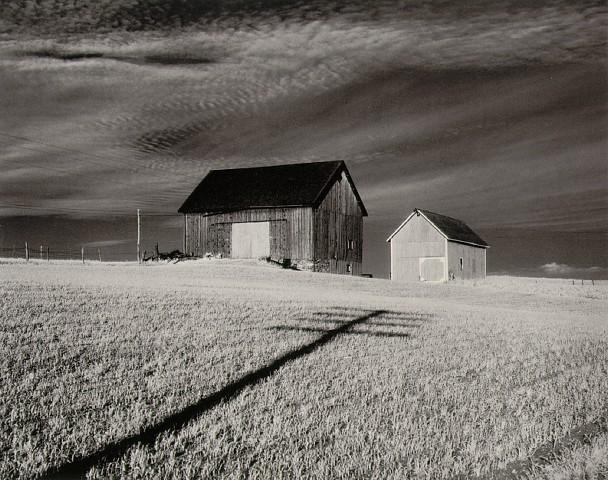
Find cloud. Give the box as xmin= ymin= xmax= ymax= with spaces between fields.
xmin=24 ymin=49 xmax=216 ymax=66
xmin=82 ymin=239 xmax=131 ymax=248
xmin=540 ymin=262 xmax=606 ymax=276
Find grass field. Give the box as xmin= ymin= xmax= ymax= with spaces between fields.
xmin=1 ymin=259 xmax=607 ymax=479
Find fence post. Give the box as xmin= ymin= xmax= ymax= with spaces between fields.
xmin=81 ymin=247 xmax=85 ymax=264
xmin=12 ymin=244 xmax=15 ymax=258
xmin=46 ymin=246 xmax=49 ymax=262
xmin=155 ymin=242 xmax=159 ymax=261
xmin=25 ymin=242 xmax=29 ymax=261
xmin=98 ymin=248 xmax=101 ymax=262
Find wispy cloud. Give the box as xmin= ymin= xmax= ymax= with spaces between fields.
xmin=82 ymin=239 xmax=131 ymax=248
xmin=540 ymin=262 xmax=606 ymax=276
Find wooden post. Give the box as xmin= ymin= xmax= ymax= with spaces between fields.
xmin=81 ymin=247 xmax=84 ymax=264
xmin=581 ymin=279 xmax=584 ymax=286
xmin=137 ymin=209 xmax=141 ymax=264
xmin=25 ymin=242 xmax=29 ymax=261
xmin=155 ymin=242 xmax=159 ymax=261
xmin=40 ymin=245 xmax=43 ymax=260
xmin=98 ymin=248 xmax=102 ymax=262
xmin=46 ymin=246 xmax=49 ymax=262
xmin=12 ymin=244 xmax=15 ymax=258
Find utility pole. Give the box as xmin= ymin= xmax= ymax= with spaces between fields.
xmin=137 ymin=209 xmax=141 ymax=264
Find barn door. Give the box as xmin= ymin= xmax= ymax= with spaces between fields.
xmin=206 ymin=224 xmax=218 ymax=254
xmin=206 ymin=223 xmax=231 ymax=257
xmin=419 ymin=257 xmax=445 ymax=282
xmin=231 ymin=222 xmax=270 ymax=259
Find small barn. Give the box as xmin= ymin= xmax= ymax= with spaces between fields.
xmin=178 ymin=160 xmax=367 ymax=275
xmin=386 ymin=208 xmax=489 ymax=282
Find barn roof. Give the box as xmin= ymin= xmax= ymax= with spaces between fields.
xmin=386 ymin=208 xmax=489 ymax=248
xmin=178 ymin=160 xmax=367 ymax=215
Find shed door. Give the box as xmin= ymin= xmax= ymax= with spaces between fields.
xmin=419 ymin=257 xmax=445 ymax=282
xmin=231 ymin=222 xmax=270 ymax=259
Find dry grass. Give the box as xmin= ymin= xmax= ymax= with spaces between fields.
xmin=1 ymin=259 xmax=606 ymax=479
xmin=526 ymin=433 xmax=608 ymax=479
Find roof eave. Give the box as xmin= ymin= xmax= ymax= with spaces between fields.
xmin=180 ymin=204 xmax=314 ymax=215
xmin=447 ymin=238 xmax=490 ymax=249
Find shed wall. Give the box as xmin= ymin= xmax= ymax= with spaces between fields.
xmin=447 ymin=242 xmax=486 ymax=280
xmin=390 ymin=214 xmax=446 ymax=282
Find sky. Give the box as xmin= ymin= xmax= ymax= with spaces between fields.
xmin=0 ymin=0 xmax=606 ymax=279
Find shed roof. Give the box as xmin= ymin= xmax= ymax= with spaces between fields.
xmin=178 ymin=160 xmax=367 ymax=215
xmin=386 ymin=208 xmax=489 ymax=248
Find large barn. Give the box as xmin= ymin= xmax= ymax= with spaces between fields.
xmin=178 ymin=161 xmax=367 ymax=275
xmin=387 ymin=209 xmax=489 ymax=282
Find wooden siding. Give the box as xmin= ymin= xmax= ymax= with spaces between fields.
xmin=184 ymin=208 xmax=313 ymax=261
xmin=390 ymin=214 xmax=446 ymax=282
xmin=447 ymin=241 xmax=486 ymax=280
xmin=313 ymin=171 xmax=363 ymax=274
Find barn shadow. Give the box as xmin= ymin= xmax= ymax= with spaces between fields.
xmin=39 ymin=307 xmax=425 ymax=480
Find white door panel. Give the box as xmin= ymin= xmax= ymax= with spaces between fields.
xmin=231 ymin=222 xmax=270 ymax=258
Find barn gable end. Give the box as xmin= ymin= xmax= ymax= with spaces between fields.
xmin=313 ymin=170 xmax=363 ymax=274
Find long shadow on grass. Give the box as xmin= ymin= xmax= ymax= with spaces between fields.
xmin=39 ymin=308 xmax=393 ymax=480
xmin=269 ymin=325 xmax=411 ymax=338
xmin=271 ymin=309 xmax=431 ymax=339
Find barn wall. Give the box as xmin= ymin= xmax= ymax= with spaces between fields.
xmin=447 ymin=242 xmax=486 ymax=280
xmin=184 ymin=208 xmax=313 ymax=264
xmin=390 ymin=214 xmax=446 ymax=282
xmin=313 ymin=171 xmax=363 ymax=275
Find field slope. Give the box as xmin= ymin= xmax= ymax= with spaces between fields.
xmin=1 ymin=259 xmax=607 ymax=479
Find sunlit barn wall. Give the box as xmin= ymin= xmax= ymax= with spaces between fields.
xmin=184 ymin=208 xmax=313 ymax=265
xmin=447 ymin=242 xmax=486 ymax=280
xmin=389 ymin=214 xmax=445 ymax=282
